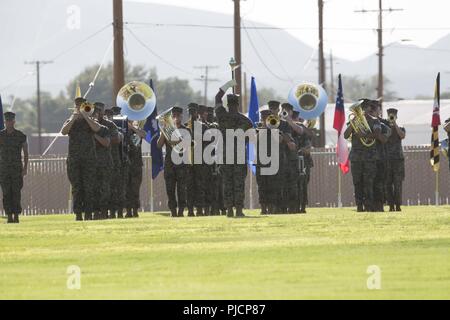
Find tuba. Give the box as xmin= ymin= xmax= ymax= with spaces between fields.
xmin=117 ymin=81 xmax=156 ymax=121
xmin=156 ymin=109 xmax=185 ymax=153
xmin=348 ymin=100 xmax=376 ymax=147
xmin=288 ymin=82 xmax=328 ymax=120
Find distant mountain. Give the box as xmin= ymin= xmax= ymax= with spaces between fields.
xmin=1 ymin=0 xmax=449 ymax=101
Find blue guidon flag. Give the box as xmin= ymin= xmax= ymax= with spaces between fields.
xmin=247 ymin=77 xmax=259 ymax=175
xmin=143 ymin=79 xmax=164 ymax=179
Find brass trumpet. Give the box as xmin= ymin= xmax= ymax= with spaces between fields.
xmin=348 ymin=101 xmax=376 ymax=147
xmin=80 ymin=102 xmax=94 ymax=116
xmin=266 ymin=114 xmax=280 ymax=129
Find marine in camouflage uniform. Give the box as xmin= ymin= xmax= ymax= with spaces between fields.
xmin=280 ymin=103 xmax=302 ymax=214
xmin=206 ymin=106 xmax=225 ymax=215
xmin=61 ymin=97 xmax=108 ymax=221
xmin=125 ymin=121 xmax=146 ymax=218
xmin=105 ymin=107 xmax=126 ymax=218
xmin=385 ymin=108 xmax=406 ymax=212
xmin=185 ymin=103 xmax=209 ymax=217
xmin=215 ymin=82 xmax=253 ymax=217
xmin=92 ymin=102 xmax=118 ymax=220
xmin=0 ymin=112 xmax=28 ymax=224
xmin=198 ymin=104 xmax=215 ymax=215
xmin=344 ymin=99 xmax=383 ymax=212
xmin=373 ymin=115 xmax=391 ymax=212
xmin=255 ymin=106 xmax=271 ymax=214
xmin=294 ymin=113 xmax=314 ymax=214
xmin=157 ymin=106 xmax=188 ymax=217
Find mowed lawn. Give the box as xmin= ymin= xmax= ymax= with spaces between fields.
xmin=0 ymin=207 xmax=449 ymax=300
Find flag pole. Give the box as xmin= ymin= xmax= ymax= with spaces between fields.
xmin=435 ymin=170 xmax=439 ymax=206
xmin=150 ymin=156 xmax=154 ymax=212
xmin=338 ymin=166 xmax=342 ymax=208
xmin=249 ymin=168 xmax=253 ymax=210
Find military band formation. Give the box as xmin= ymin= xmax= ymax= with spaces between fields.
xmin=0 ymin=79 xmax=417 ymax=224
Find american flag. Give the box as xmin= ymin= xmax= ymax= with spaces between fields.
xmin=333 ymin=74 xmax=349 ymax=174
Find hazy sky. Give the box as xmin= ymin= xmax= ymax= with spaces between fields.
xmin=130 ymin=0 xmax=450 ymax=61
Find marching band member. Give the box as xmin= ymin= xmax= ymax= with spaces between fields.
xmin=385 ymin=108 xmax=406 ymax=212
xmin=157 ymin=106 xmax=188 ymax=218
xmin=61 ymin=97 xmax=108 ymax=221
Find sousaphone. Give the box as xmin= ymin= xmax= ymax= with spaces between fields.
xmin=116 ymin=81 xmax=156 ymax=121
xmin=288 ymin=82 xmax=328 ymax=120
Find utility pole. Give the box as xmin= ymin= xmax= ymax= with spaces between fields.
xmin=24 ymin=60 xmax=53 ymax=155
xmin=233 ymin=0 xmax=243 ymax=111
xmin=113 ymin=0 xmax=125 ymax=99
xmin=194 ymin=65 xmax=219 ymax=105
xmin=329 ymin=50 xmax=335 ymax=102
xmin=318 ymin=0 xmax=326 ymax=147
xmin=355 ymin=0 xmax=403 ymax=111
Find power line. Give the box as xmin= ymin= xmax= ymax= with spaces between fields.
xmin=246 ymin=20 xmax=294 ymax=84
xmin=49 ymin=23 xmax=111 ymax=62
xmin=242 ymin=21 xmax=292 ymax=82
xmin=125 ymin=26 xmax=195 ymax=76
xmin=125 ymin=21 xmax=450 ymax=31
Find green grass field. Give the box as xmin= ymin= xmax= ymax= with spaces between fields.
xmin=0 ymin=207 xmax=449 ymax=300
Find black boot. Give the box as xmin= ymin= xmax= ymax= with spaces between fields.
xmin=188 ymin=207 xmax=195 ymax=217
xmin=300 ymin=205 xmax=306 ymax=214
xmin=132 ymin=208 xmax=139 ymax=218
xmin=117 ymin=208 xmax=124 ymax=219
xmin=125 ymin=208 xmax=133 ymax=218
xmin=109 ymin=209 xmax=116 ymax=219
xmin=357 ymin=205 xmax=364 ymax=212
xmin=203 ymin=207 xmax=210 ymax=216
xmin=396 ymin=205 xmax=402 ymax=212
xmin=196 ymin=207 xmax=203 ymax=217
xmin=389 ymin=205 xmax=395 ymax=212
xmin=226 ymin=207 xmax=234 ymax=218
xmin=236 ymin=206 xmax=245 ymax=218
xmin=75 ymin=213 xmax=83 ymax=221
xmin=13 ymin=213 xmax=19 ymax=223
xmin=101 ymin=209 xmax=109 ymax=220
xmin=84 ymin=212 xmax=93 ymax=221
xmin=178 ymin=207 xmax=184 ymax=217
xmin=260 ymin=205 xmax=267 ymax=215
xmin=221 ymin=209 xmax=227 ymax=216
xmin=6 ymin=214 xmax=13 ymax=223
xmin=170 ymin=208 xmax=177 ymax=217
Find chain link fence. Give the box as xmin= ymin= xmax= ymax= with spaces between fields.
xmin=1 ymin=147 xmax=448 ymax=216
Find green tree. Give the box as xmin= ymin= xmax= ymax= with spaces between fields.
xmin=342 ymin=75 xmax=396 ymax=102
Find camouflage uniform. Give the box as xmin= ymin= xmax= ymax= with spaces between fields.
xmin=163 ymin=130 xmax=188 ymax=217
xmin=275 ymin=121 xmax=291 ymax=214
xmin=215 ymin=99 xmax=253 ymax=215
xmin=385 ymin=125 xmax=405 ymax=211
xmin=93 ymin=118 xmax=118 ymax=219
xmin=0 ymin=129 xmax=26 ymax=220
xmin=255 ymin=127 xmax=282 ymax=214
xmin=373 ymin=119 xmax=391 ymax=211
xmin=109 ymin=122 xmax=127 ymax=218
xmin=349 ymin=116 xmax=381 ymax=212
xmin=67 ymin=118 xmax=108 ymax=220
xmin=126 ymin=131 xmax=143 ymax=217
xmin=185 ymin=120 xmax=209 ymax=216
xmin=296 ymin=128 xmax=313 ymax=213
